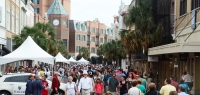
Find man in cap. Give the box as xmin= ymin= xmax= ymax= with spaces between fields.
xmin=77 ymin=70 xmax=93 ymax=95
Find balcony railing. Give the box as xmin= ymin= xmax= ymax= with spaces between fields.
xmin=96 ymin=41 xmax=99 ymax=46
xmin=87 ymin=40 xmax=90 ymax=45
xmin=87 ymin=32 xmax=90 ymax=35
xmin=96 ymin=32 xmax=100 ymax=36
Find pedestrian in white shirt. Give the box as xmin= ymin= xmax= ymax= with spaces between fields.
xmin=77 ymin=70 xmax=93 ymax=95
xmin=66 ymin=76 xmax=77 ymax=95
xmin=128 ymin=80 xmax=142 ymax=95
xmin=183 ymin=71 xmax=193 ymax=89
xmin=178 ymin=86 xmax=188 ymax=95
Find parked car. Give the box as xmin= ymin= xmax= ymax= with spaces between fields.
xmin=0 ymin=73 xmax=66 ymax=95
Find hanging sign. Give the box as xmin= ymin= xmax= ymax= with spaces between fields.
xmin=13 ymin=85 xmax=26 ymax=94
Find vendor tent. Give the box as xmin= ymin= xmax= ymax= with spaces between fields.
xmin=77 ymin=57 xmax=89 ymax=64
xmin=0 ymin=36 xmax=55 ymax=65
xmin=55 ymin=52 xmax=69 ymax=63
xmin=68 ymin=57 xmax=77 ymax=63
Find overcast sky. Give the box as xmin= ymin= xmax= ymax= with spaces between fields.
xmin=71 ymin=0 xmax=132 ymax=26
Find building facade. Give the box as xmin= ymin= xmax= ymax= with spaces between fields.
xmin=47 ymin=0 xmax=69 ymax=51
xmin=69 ymin=20 xmax=88 ymax=57
xmin=148 ymin=0 xmax=200 ymax=94
xmin=32 ymin=0 xmax=71 ymax=19
xmin=68 ymin=19 xmax=114 ymax=58
xmin=0 ymin=0 xmax=7 ymax=55
xmin=85 ymin=18 xmax=114 ymax=57
xmin=112 ymin=16 xmax=120 ymax=40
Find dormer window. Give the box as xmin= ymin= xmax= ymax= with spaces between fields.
xmin=76 ymin=22 xmax=80 ymax=30
xmin=81 ymin=24 xmax=85 ymax=31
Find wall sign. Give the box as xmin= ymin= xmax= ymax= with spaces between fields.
xmin=13 ymin=85 xmax=26 ymax=94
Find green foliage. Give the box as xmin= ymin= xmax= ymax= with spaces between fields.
xmin=78 ymin=47 xmax=90 ymax=59
xmin=13 ymin=22 xmax=68 ymax=57
xmin=97 ymin=40 xmax=126 ymax=61
xmin=121 ymin=0 xmax=163 ymax=55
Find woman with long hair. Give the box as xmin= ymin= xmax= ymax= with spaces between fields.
xmin=94 ymin=78 xmax=104 ymax=95
xmin=119 ymin=76 xmax=128 ymax=95
xmin=126 ymin=72 xmax=134 ymax=89
xmin=41 ymin=76 xmax=48 ymax=95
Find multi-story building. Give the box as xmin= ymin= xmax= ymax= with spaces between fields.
xmin=148 ymin=0 xmax=200 ymax=93
xmin=69 ymin=20 xmax=88 ymax=57
xmin=68 ymin=18 xmax=114 ymax=58
xmin=112 ymin=16 xmax=120 ymax=40
xmin=47 ymin=0 xmax=69 ymax=51
xmin=118 ymin=1 xmax=129 ymax=30
xmin=32 ymin=0 xmax=71 ymax=19
xmin=0 ymin=0 xmax=7 ymax=56
xmin=6 ymin=0 xmax=21 ymax=52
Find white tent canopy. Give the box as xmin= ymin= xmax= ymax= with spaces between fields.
xmin=0 ymin=36 xmax=55 ymax=65
xmin=55 ymin=52 xmax=69 ymax=63
xmin=77 ymin=57 xmax=89 ymax=64
xmin=68 ymin=57 xmax=77 ymax=62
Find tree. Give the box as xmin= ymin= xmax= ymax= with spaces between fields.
xmin=97 ymin=40 xmax=126 ymax=64
xmin=13 ymin=22 xmax=68 ymax=57
xmin=77 ymin=47 xmax=90 ymax=60
xmin=121 ymin=0 xmax=163 ymax=55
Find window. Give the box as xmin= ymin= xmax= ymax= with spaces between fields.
xmin=100 ymin=38 xmax=103 ymax=43
xmin=180 ymin=0 xmax=187 ymax=16
xmin=82 ymin=35 xmax=86 ymax=41
xmin=91 ymin=47 xmax=95 ymax=53
xmin=76 ymin=23 xmax=80 ymax=30
xmin=192 ymin=0 xmax=200 ymax=10
xmin=6 ymin=5 xmax=10 ymax=31
xmin=12 ymin=9 xmax=15 ymax=33
xmin=76 ymin=46 xmax=80 ymax=52
xmin=92 ymin=27 xmax=95 ymax=33
xmin=4 ymin=76 xmax=28 ymax=82
xmin=32 ymin=0 xmax=39 ymax=4
xmin=34 ymin=8 xmax=39 ymax=14
xmin=63 ymin=39 xmax=67 ymax=47
xmin=100 ymin=29 xmax=103 ymax=34
xmin=81 ymin=24 xmax=85 ymax=31
xmin=76 ymin=34 xmax=81 ymax=40
xmin=6 ymin=38 xmax=11 ymax=51
xmin=105 ymin=29 xmax=107 ymax=34
xmin=92 ymin=37 xmax=95 ymax=42
xmin=16 ymin=12 xmax=19 ymax=34
xmin=16 ymin=0 xmax=19 ymax=6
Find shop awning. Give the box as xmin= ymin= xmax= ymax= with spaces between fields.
xmin=148 ymin=42 xmax=200 ymax=55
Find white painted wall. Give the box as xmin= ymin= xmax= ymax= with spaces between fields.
xmin=0 ymin=0 xmax=6 ymax=45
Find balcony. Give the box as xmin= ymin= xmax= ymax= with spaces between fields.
xmin=96 ymin=32 xmax=100 ymax=36
xmin=95 ymin=41 xmax=99 ymax=46
xmin=104 ymin=34 xmax=107 ymax=38
xmin=87 ymin=32 xmax=90 ymax=35
xmin=87 ymin=40 xmax=90 ymax=45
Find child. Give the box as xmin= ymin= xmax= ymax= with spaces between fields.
xmin=94 ymin=78 xmax=104 ymax=95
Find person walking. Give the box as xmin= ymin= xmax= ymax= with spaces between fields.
xmin=41 ymin=76 xmax=48 ymax=95
xmin=77 ymin=70 xmax=93 ymax=95
xmin=183 ymin=71 xmax=193 ymax=89
xmin=66 ymin=76 xmax=77 ymax=95
xmin=146 ymin=83 xmax=160 ymax=95
xmin=179 ymin=80 xmax=190 ymax=94
xmin=178 ymin=86 xmax=188 ymax=95
xmin=94 ymin=78 xmax=104 ymax=95
xmin=32 ymin=76 xmax=46 ymax=95
xmin=128 ymin=80 xmax=141 ymax=95
xmin=51 ymin=72 xmax=60 ymax=95
xmin=119 ymin=76 xmax=128 ymax=95
xmin=25 ymin=74 xmax=34 ymax=95
xmin=137 ymin=78 xmax=146 ymax=94
xmin=160 ymin=78 xmax=176 ymax=95
xmin=108 ymin=73 xmax=119 ymax=95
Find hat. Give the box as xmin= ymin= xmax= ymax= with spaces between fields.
xmin=83 ymin=70 xmax=88 ymax=75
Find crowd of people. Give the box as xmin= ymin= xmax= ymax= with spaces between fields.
xmin=23 ymin=64 xmax=193 ymax=95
